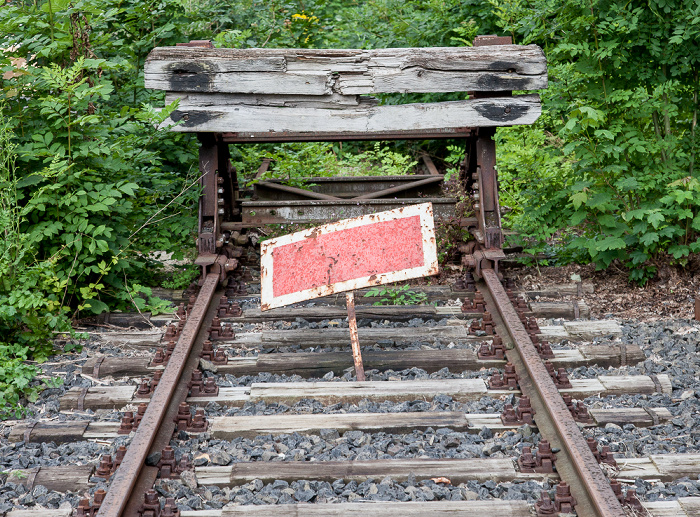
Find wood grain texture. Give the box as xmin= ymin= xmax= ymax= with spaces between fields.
xmin=209 ymin=411 xmax=468 ymax=439
xmin=7 ymin=465 xmax=94 ymax=492
xmin=7 ymin=511 xmax=73 ymax=517
xmin=162 ymin=96 xmax=541 ymax=133
xmin=7 ymin=420 xmax=88 ymax=443
xmin=56 ymin=373 xmax=664 ymax=411
xmin=195 ymin=457 xmax=542 ymax=486
xmin=59 ymin=385 xmax=135 ymax=410
xmin=4 ymin=407 xmax=670 ymax=443
xmin=145 ymin=45 xmax=547 ymax=95
xmin=614 ymin=454 xmax=700 ymax=482
xmin=178 ymin=500 xmax=533 ymax=517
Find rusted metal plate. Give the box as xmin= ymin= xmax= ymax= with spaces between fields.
xmin=260 ymin=203 xmax=438 ymax=310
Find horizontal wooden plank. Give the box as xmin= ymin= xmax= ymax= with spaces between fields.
xmin=179 ymin=500 xmax=533 ymax=517
xmin=195 ymin=457 xmax=541 ymax=486
xmin=7 ymin=406 xmax=671 ymax=443
xmin=251 ymin=349 xmax=485 ymax=377
xmin=209 ymin=411 xmax=468 ymax=439
xmin=644 ymin=498 xmax=700 ymax=517
xmin=7 ymin=511 xmax=73 ymax=517
xmin=651 ymin=454 xmax=700 ymax=480
xmin=226 ymin=283 xmax=594 ymax=304
xmin=228 ymin=300 xmax=593 ymax=323
xmin=529 ymin=300 xmax=590 ymax=319
xmin=7 ymin=465 xmax=94 ymax=492
xmin=599 ymin=374 xmax=672 ymax=395
xmin=7 ymin=420 xmax=88 ymax=443
xmin=166 ymin=92 xmax=371 ymax=108
xmin=231 ymin=305 xmax=440 ymax=322
xmin=589 ymin=407 xmax=672 ymax=427
xmin=162 ymin=96 xmax=542 ymax=133
xmin=563 ymin=320 xmax=623 ymax=339
xmin=60 ymin=385 xmax=136 ymax=411
xmin=241 ymin=198 xmax=458 ymax=225
xmin=149 ymin=71 xmax=331 ymax=95
xmin=254 ymin=325 xmax=471 ymax=347
xmin=614 ymin=454 xmax=700 ymax=482
xmin=146 ymin=45 xmax=547 ymax=95
xmin=58 ymin=373 xmax=664 ymax=411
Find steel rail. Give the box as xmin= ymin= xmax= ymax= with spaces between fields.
xmin=96 ymin=273 xmax=220 ymax=517
xmin=480 ymin=268 xmax=624 ymax=517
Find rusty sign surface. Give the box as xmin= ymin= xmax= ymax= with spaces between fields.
xmin=260 ymin=203 xmax=438 ymax=311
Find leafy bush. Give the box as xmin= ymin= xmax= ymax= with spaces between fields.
xmin=495 ymin=0 xmax=700 ymax=282
xmin=0 ymin=112 xmax=80 ymax=418
xmin=232 ymin=142 xmax=418 ymax=187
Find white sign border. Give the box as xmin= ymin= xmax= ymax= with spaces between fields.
xmin=260 ymin=202 xmax=438 ymax=311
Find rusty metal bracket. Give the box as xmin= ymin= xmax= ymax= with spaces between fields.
xmin=23 ymin=421 xmax=37 ymax=443
xmin=462 ymin=248 xmax=505 ymax=279
xmin=93 ymin=356 xmax=105 ymax=378
xmin=77 ymin=387 xmax=89 ymax=411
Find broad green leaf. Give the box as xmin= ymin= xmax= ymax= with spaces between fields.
xmin=570 ymin=192 xmax=588 ymax=209
xmin=595 ymin=236 xmax=626 ymax=251
xmin=639 ymin=232 xmax=659 ymax=246
xmin=647 ymin=212 xmax=665 ymax=229
xmin=84 ymin=299 xmax=109 ymax=315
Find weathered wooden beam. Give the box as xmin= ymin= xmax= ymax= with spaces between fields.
xmin=5 ymin=406 xmax=672 ymax=444
xmin=5 ymin=465 xmax=94 ymax=492
xmin=78 ymin=343 xmax=643 ymax=380
xmin=178 ymin=500 xmax=534 ymax=517
xmin=163 ymin=96 xmax=541 ymax=133
xmin=145 ymin=45 xmax=547 ymax=95
xmin=194 ymin=458 xmax=541 ymax=486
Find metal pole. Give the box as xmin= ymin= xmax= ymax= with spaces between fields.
xmin=346 ymin=292 xmax=366 ymax=381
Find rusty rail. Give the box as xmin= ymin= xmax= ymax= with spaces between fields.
xmin=96 ymin=273 xmax=220 ymax=517
xmin=480 ymin=268 xmax=624 ymax=517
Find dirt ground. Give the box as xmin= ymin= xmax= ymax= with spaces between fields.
xmin=511 ymin=262 xmax=700 ymax=322
xmin=414 ymin=258 xmax=700 ymax=322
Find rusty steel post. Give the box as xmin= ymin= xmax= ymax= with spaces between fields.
xmin=695 ymin=296 xmax=700 ymax=321
xmin=346 ymin=292 xmax=366 ymax=381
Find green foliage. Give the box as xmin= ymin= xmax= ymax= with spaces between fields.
xmin=232 ymin=142 xmax=418 ymax=187
xmin=1 ymin=0 xmax=200 ymax=314
xmin=0 ymin=111 xmax=76 ymax=418
xmin=162 ymin=264 xmax=201 ymax=290
xmin=364 ymin=284 xmax=429 ymax=306
xmin=0 ymin=0 xmax=201 ymax=416
xmin=493 ymin=0 xmax=700 ymax=282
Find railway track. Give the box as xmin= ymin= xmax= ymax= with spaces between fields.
xmin=3 ymin=40 xmax=700 ymax=517
xmin=2 ymin=268 xmax=699 ymax=517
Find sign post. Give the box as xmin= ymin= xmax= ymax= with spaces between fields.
xmin=345 ymin=292 xmax=365 ymax=381
xmin=260 ymin=202 xmax=439 ymax=380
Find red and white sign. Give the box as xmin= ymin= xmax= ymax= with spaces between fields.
xmin=260 ymin=203 xmax=438 ymax=311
